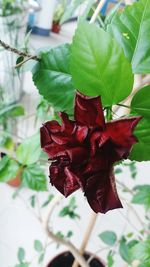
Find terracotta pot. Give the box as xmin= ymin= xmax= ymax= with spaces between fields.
xmin=46 ymin=251 xmax=105 ymax=267
xmin=7 ymin=174 xmax=21 ymax=187
xmin=51 ymin=22 xmax=61 ymax=34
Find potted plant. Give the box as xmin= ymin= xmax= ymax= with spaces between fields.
xmin=0 ymin=0 xmax=29 ymax=105
xmin=0 ymin=0 xmax=150 ymax=266
xmin=52 ymin=0 xmax=90 ymax=34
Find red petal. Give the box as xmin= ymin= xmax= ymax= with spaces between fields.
xmin=40 ymin=126 xmax=52 ymax=148
xmin=50 ymin=163 xmax=79 ymax=197
xmin=104 ymin=116 xmax=142 ymax=148
xmin=44 ymin=120 xmax=61 ymax=133
xmin=66 ymin=147 xmax=88 ymax=164
xmin=51 ymin=133 xmax=75 ymax=145
xmin=76 ymin=126 xmax=88 ymax=143
xmin=84 ymin=168 xmax=122 ymax=213
xmin=59 ymin=112 xmax=75 ymax=134
xmin=75 ymin=92 xmax=105 ymax=127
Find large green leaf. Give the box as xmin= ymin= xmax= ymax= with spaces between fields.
xmin=0 ymin=156 xmax=20 ymax=182
xmin=130 ymin=142 xmax=150 ymax=161
xmin=131 ymin=86 xmax=150 ymax=118
xmin=134 ymin=117 xmax=150 ymax=144
xmin=32 ymin=44 xmax=75 ymax=111
xmin=108 ymin=0 xmax=150 ymax=73
xmin=132 ymin=185 xmax=150 ymax=209
xmin=21 ymin=164 xmax=47 ymax=191
xmin=16 ymin=134 xmax=41 ymax=165
xmin=70 ymin=20 xmax=133 ymax=106
xmin=119 ymin=237 xmax=132 ymax=264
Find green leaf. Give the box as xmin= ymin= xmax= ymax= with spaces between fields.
xmin=18 ymin=247 xmax=25 ymax=263
xmin=107 ymin=251 xmax=114 ymax=267
xmin=0 ymin=156 xmax=20 ymax=182
xmin=131 ymin=239 xmax=150 ymax=263
xmin=0 ymin=104 xmax=24 ymax=118
xmin=131 ymin=86 xmax=150 ymax=118
xmin=134 ymin=117 xmax=150 ymax=144
xmin=21 ymin=165 xmax=47 ymax=191
xmin=38 ymin=253 xmax=44 ymax=264
xmin=119 ymin=237 xmax=131 ymax=263
xmin=130 ymin=142 xmax=150 ymax=161
xmin=99 ymin=231 xmax=117 ymax=246
xmin=70 ymin=20 xmax=133 ymax=106
xmin=15 ymin=264 xmax=30 ymax=267
xmin=34 ymin=240 xmax=43 ymax=252
xmin=16 ymin=134 xmax=41 ymax=165
xmin=32 ymin=44 xmax=75 ymax=111
xmin=108 ymin=0 xmax=150 ymax=73
xmin=41 ymin=194 xmax=54 ymax=208
xmin=29 ymin=195 xmax=36 ymax=208
xmin=132 ymin=185 xmax=150 ymax=209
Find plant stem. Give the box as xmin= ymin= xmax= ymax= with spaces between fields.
xmin=90 ymin=0 xmax=107 ymax=24
xmin=0 ymin=39 xmax=39 ymax=61
xmin=72 ymin=211 xmax=97 ymax=267
xmin=43 ymin=195 xmax=90 ymax=267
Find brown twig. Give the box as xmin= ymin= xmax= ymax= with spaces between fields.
xmin=0 ymin=39 xmax=39 ymax=61
xmin=43 ymin=195 xmax=90 ymax=267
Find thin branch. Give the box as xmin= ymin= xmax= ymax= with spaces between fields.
xmin=0 ymin=39 xmax=39 ymax=61
xmin=43 ymin=195 xmax=90 ymax=267
xmin=90 ymin=0 xmax=107 ymax=24
xmin=15 ymin=56 xmax=36 ymax=68
xmin=72 ymin=211 xmax=97 ymax=267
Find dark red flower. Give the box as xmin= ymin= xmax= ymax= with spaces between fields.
xmin=40 ymin=92 xmax=141 ymax=213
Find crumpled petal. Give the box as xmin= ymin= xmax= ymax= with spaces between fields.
xmin=84 ymin=168 xmax=122 ymax=213
xmin=104 ymin=117 xmax=142 ymax=148
xmin=50 ymin=162 xmax=80 ymax=197
xmin=75 ymin=91 xmax=105 ymax=128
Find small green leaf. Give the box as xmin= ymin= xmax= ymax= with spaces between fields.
xmin=16 ymin=134 xmax=41 ymax=165
xmin=0 ymin=156 xmax=20 ymax=182
xmin=70 ymin=20 xmax=133 ymax=106
xmin=107 ymin=251 xmax=114 ymax=267
xmin=38 ymin=253 xmax=44 ymax=264
xmin=41 ymin=194 xmax=54 ymax=208
xmin=0 ymin=104 xmax=24 ymax=118
xmin=32 ymin=44 xmax=75 ymax=111
xmin=66 ymin=230 xmax=73 ymax=238
xmin=18 ymin=247 xmax=25 ymax=263
xmin=119 ymin=237 xmax=131 ymax=263
xmin=99 ymin=231 xmax=117 ymax=246
xmin=131 ymin=86 xmax=150 ymax=118
xmin=131 ymin=239 xmax=150 ymax=263
xmin=21 ymin=165 xmax=47 ymax=191
xmin=34 ymin=240 xmax=43 ymax=252
xmin=132 ymin=185 xmax=150 ymax=210
xmin=29 ymin=195 xmax=36 ymax=208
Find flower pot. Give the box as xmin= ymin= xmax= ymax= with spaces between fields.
xmin=7 ymin=173 xmax=21 ymax=187
xmin=51 ymin=22 xmax=61 ymax=34
xmin=46 ymin=251 xmax=105 ymax=267
xmin=0 ymin=12 xmax=28 ymax=105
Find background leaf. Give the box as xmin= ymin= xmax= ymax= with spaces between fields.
xmin=131 ymin=240 xmax=150 ymax=263
xmin=130 ymin=142 xmax=150 ymax=161
xmin=34 ymin=240 xmax=43 ymax=252
xmin=32 ymin=44 xmax=75 ymax=112
xmin=99 ymin=231 xmax=117 ymax=246
xmin=17 ymin=247 xmax=25 ymax=263
xmin=119 ymin=237 xmax=132 ymax=264
xmin=21 ymin=165 xmax=47 ymax=191
xmin=108 ymin=0 xmax=150 ymax=73
xmin=132 ymin=185 xmax=150 ymax=209
xmin=0 ymin=156 xmax=20 ymax=182
xmin=16 ymin=134 xmax=41 ymax=165
xmin=70 ymin=20 xmax=133 ymax=106
xmin=131 ymin=86 xmax=150 ymax=118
